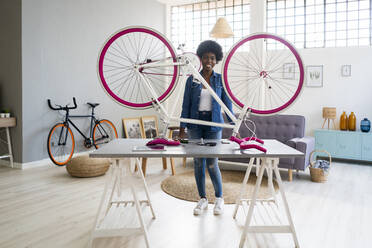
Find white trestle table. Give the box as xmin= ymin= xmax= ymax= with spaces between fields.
xmin=89 ymin=138 xmax=303 ymax=248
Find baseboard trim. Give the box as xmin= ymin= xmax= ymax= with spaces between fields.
xmin=0 ymin=151 xmax=91 ymax=170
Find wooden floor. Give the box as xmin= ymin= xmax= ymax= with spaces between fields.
xmin=0 ymin=158 xmax=371 ymax=248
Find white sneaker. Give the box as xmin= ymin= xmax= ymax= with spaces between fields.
xmin=214 ymin=197 xmax=224 ymax=215
xmin=193 ymin=198 xmax=208 ymax=215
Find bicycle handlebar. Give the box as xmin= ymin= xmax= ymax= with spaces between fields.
xmin=47 ymin=97 xmax=77 ymax=111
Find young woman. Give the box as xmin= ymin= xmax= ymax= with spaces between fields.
xmin=178 ymin=40 xmax=233 ymax=215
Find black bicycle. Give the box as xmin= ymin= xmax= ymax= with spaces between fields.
xmin=47 ymin=97 xmax=118 ymax=166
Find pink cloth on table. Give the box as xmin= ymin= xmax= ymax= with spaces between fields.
xmin=146 ymin=138 xmax=180 ymax=146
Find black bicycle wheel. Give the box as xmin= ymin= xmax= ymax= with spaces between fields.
xmin=47 ymin=123 xmax=75 ymax=166
xmin=92 ymin=119 xmax=118 ymax=148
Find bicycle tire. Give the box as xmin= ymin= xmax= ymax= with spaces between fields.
xmin=222 ymin=33 xmax=304 ymax=115
xmin=92 ymin=119 xmax=118 ymax=148
xmin=47 ymin=123 xmax=75 ymax=166
xmin=98 ymin=26 xmax=179 ymax=109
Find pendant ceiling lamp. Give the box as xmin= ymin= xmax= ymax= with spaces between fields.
xmin=210 ymin=0 xmax=234 ymax=38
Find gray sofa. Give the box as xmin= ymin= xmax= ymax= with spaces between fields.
xmin=221 ymin=114 xmax=315 ymax=181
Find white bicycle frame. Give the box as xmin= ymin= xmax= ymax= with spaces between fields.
xmin=134 ymin=54 xmax=252 ymax=138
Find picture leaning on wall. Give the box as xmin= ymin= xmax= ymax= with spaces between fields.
xmin=122 ymin=117 xmax=144 ymax=138
xmin=141 ymin=116 xmax=158 ymax=138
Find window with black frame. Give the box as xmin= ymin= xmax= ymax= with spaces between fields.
xmin=170 ymin=0 xmax=251 ymax=52
xmin=266 ymin=0 xmax=371 ymax=48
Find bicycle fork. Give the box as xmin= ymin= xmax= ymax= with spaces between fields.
xmin=58 ymin=123 xmax=70 ymax=146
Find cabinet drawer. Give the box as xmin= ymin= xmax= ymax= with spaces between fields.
xmin=315 ymin=131 xmax=337 ymax=155
xmin=362 ymin=135 xmax=372 ymax=160
xmin=335 ymin=133 xmax=361 ymax=159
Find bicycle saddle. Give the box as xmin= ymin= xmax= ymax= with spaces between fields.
xmin=87 ymin=102 xmax=100 ymax=108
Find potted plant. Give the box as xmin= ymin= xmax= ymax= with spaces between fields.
xmin=2 ymin=109 xmax=10 ymax=118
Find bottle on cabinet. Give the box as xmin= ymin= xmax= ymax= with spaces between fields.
xmin=340 ymin=111 xmax=348 ymax=131
xmin=360 ymin=118 xmax=370 ymax=132
xmin=348 ymin=112 xmax=356 ymax=131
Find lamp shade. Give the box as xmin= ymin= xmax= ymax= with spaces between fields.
xmin=210 ymin=17 xmax=234 ymax=38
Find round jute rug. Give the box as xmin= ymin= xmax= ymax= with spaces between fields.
xmin=161 ymin=170 xmax=279 ymax=204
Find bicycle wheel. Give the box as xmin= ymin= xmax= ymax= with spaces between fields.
xmin=47 ymin=123 xmax=75 ymax=166
xmin=93 ymin=119 xmax=118 ymax=148
xmin=98 ymin=26 xmax=179 ymax=109
xmin=222 ymin=33 xmax=304 ymax=115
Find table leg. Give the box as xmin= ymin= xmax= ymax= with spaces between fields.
xmin=88 ymin=160 xmax=116 ymax=248
xmin=104 ymin=165 xmax=119 ymax=217
xmin=233 ymin=158 xmax=255 ymax=219
xmin=141 ymin=158 xmax=148 ymax=176
xmin=5 ymin=127 xmax=13 ymax=168
xmin=90 ymin=158 xmax=155 ymax=247
xmin=239 ymin=159 xmax=266 ymax=248
xmin=272 ymin=159 xmax=300 ymax=248
xmin=170 ymin=157 xmax=176 ymax=175
xmin=135 ymin=158 xmax=156 ymax=219
xmin=266 ymin=159 xmax=277 ymax=204
xmin=162 ymin=157 xmax=167 ymax=169
xmin=127 ymin=163 xmax=151 ymax=248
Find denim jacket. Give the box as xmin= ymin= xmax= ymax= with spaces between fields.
xmin=180 ymin=71 xmax=233 ymax=132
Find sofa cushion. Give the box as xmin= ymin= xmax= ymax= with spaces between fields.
xmin=222 ymin=114 xmax=305 ymax=143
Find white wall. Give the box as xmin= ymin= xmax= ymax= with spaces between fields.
xmin=22 ymin=0 xmax=166 ymax=163
xmin=286 ymin=47 xmax=372 ymax=135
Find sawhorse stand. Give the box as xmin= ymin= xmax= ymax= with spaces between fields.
xmin=234 ymin=157 xmax=300 ymax=248
xmin=89 ymin=158 xmax=155 ymax=248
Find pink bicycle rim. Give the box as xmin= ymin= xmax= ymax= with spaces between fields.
xmin=98 ymin=27 xmax=178 ymax=108
xmin=223 ymin=33 xmax=304 ymax=115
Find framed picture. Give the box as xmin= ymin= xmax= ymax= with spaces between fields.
xmin=306 ymin=65 xmax=323 ymax=87
xmin=122 ymin=117 xmax=144 ymax=138
xmin=283 ymin=63 xmax=295 ymax=79
xmin=341 ymin=65 xmax=351 ymax=77
xmin=141 ymin=116 xmax=158 ymax=138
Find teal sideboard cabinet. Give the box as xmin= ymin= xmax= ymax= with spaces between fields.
xmin=315 ymin=129 xmax=372 ymax=162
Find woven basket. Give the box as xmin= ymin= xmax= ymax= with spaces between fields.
xmin=66 ymin=155 xmax=111 ymax=178
xmin=309 ymin=150 xmax=332 ymax=183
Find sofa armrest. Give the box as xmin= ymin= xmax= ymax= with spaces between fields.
xmin=288 ymin=136 xmax=315 ymax=170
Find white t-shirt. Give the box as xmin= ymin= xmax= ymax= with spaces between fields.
xmin=198 ymin=88 xmax=212 ymax=111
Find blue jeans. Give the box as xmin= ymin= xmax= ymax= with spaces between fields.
xmin=188 ymin=112 xmax=223 ymax=198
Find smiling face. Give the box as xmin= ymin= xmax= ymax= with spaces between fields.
xmin=201 ymin=52 xmax=217 ymax=73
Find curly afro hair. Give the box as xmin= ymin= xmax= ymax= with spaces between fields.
xmin=196 ymin=40 xmax=223 ymax=62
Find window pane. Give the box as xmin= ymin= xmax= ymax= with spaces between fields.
xmin=360 ymin=19 xmax=370 ymax=29
xmin=286 ymin=8 xmax=294 ymax=16
xmin=296 ymin=0 xmax=305 ymax=7
xmin=267 ymin=1 xmax=276 ymax=10
xmin=326 ymin=3 xmax=336 ymax=13
xmin=348 ymin=1 xmax=358 ymax=11
xmin=347 ymin=20 xmax=358 ymax=29
xmin=264 ymin=0 xmax=371 ymax=49
xmin=287 ymin=0 xmax=295 ymax=8
xmin=359 ymin=0 xmax=370 ymax=9
xmin=171 ymin=0 xmax=251 ymax=52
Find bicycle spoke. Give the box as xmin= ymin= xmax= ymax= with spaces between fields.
xmin=93 ymin=121 xmax=117 ymax=148
xmin=223 ymin=33 xmax=303 ymax=114
xmin=119 ymin=38 xmax=135 ymax=64
xmin=98 ymin=27 xmax=179 ymax=108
